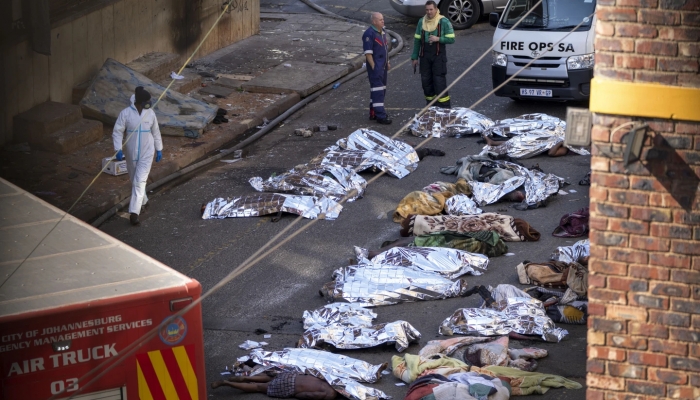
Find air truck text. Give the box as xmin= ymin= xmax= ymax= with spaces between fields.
xmin=7 ymin=344 xmax=118 ymax=377
xmin=500 ymin=41 xmax=575 ymax=52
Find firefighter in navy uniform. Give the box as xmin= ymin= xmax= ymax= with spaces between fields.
xmin=363 ymin=12 xmax=392 ymax=125
xmin=411 ymin=1 xmax=455 ymax=108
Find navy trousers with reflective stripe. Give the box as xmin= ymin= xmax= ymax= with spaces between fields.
xmin=367 ymin=63 xmax=388 ymax=120
xmin=420 ymin=45 xmax=450 ymax=108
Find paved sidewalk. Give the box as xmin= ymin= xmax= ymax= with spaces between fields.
xmin=0 ymin=12 xmax=373 ymax=223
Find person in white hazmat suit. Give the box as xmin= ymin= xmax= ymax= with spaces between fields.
xmin=112 ymin=86 xmax=163 ymax=226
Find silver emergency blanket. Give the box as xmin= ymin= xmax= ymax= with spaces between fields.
xmin=409 ymin=107 xmax=494 ymax=138
xmin=481 ymin=131 xmax=590 ymax=159
xmin=484 ymin=113 xmax=566 ymax=138
xmin=202 ymin=193 xmax=342 ymax=220
xmin=481 ymin=114 xmax=589 ymax=159
xmin=245 ymin=348 xmax=390 ymax=400
xmin=439 ymin=284 xmax=568 ymax=342
xmin=551 ymin=239 xmax=590 ymax=263
xmin=445 ymin=194 xmax=483 ymax=215
xmin=440 ymin=155 xmax=564 ymax=206
xmin=302 ymin=303 xmax=377 ymax=329
xmin=299 ymin=320 xmax=421 ymax=352
xmin=489 ymin=284 xmax=531 ymax=303
xmin=249 ymin=164 xmax=366 ymax=202
xmin=322 ymin=129 xmax=419 ymax=179
xmin=354 ymin=246 xmax=488 ymax=279
xmin=324 ymin=265 xmax=469 ymax=307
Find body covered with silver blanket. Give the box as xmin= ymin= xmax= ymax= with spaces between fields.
xmin=321 ymin=129 xmax=419 ymax=179
xmin=244 ymin=348 xmax=390 ymax=400
xmin=299 ymin=320 xmax=421 ymax=352
xmin=441 ymin=155 xmax=564 ymax=206
xmin=551 ymin=239 xmax=590 ymax=264
xmin=202 ymin=193 xmax=342 ymax=220
xmin=302 ymin=303 xmax=377 ymax=329
xmin=409 ymin=107 xmax=494 ymax=138
xmin=250 ymin=164 xmax=366 ymax=202
xmin=439 ymin=285 xmax=568 ymax=342
xmin=481 ymin=114 xmax=589 ymax=159
xmin=325 ymin=265 xmax=469 ymax=307
xmin=355 ymin=246 xmax=489 ymax=279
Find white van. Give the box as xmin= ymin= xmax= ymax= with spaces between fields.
xmin=490 ymin=0 xmax=596 ymax=101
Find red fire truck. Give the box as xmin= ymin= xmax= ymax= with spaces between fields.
xmin=0 ymin=178 xmax=206 ymax=400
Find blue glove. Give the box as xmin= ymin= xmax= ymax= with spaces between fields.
xmin=115 ymin=150 xmax=124 ymax=161
xmin=156 ymin=150 xmax=162 ymax=162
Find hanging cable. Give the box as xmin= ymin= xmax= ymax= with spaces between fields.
xmin=49 ymin=2 xmax=599 ymax=399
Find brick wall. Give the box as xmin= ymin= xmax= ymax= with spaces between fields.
xmin=587 ymin=1 xmax=700 ymax=399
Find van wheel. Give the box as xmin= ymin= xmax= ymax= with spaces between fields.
xmin=440 ymin=0 xmax=481 ymax=30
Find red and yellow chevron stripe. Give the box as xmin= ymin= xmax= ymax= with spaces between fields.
xmin=136 ymin=345 xmax=199 ymax=400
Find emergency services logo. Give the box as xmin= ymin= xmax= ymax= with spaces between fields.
xmin=159 ymin=316 xmax=187 ymax=345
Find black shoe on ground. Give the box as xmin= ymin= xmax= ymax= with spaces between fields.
xmin=376 ymin=118 xmax=392 ymax=125
xmin=130 ymin=213 xmax=140 ymax=226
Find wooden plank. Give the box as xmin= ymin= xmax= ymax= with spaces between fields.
xmin=32 ymin=53 xmax=50 ymax=105
xmin=151 ymin=0 xmax=171 ymax=52
xmin=218 ymin=4 xmax=231 ymax=50
xmin=72 ymin=16 xmax=90 ymax=85
xmin=86 ymin=10 xmax=103 ymax=82
xmin=238 ymin=0 xmax=245 ymax=41
xmin=230 ymin=1 xmax=243 ymax=46
xmin=2 ymin=47 xmax=17 ymax=144
xmin=58 ymin=23 xmax=74 ymax=104
xmin=16 ymin=41 xmax=34 ymax=115
xmin=140 ymin=0 xmax=154 ymax=58
xmin=252 ymin=0 xmax=260 ymax=34
xmin=0 ymin=53 xmax=5 ymax=145
xmin=102 ymin=5 xmax=115 ymax=61
xmin=112 ymin=0 xmax=127 ymax=63
xmin=203 ymin=10 xmax=219 ymax=57
xmin=49 ymin=27 xmax=63 ymax=102
xmin=124 ymin=0 xmax=139 ymax=62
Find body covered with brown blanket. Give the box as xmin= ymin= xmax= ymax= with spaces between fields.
xmin=401 ymin=213 xmax=540 ymax=242
xmin=393 ymin=179 xmax=471 ymax=223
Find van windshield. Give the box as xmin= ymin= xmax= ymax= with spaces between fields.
xmin=500 ymin=0 xmax=596 ymax=30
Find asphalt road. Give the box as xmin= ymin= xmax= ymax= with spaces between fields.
xmin=101 ymin=1 xmax=591 ymax=398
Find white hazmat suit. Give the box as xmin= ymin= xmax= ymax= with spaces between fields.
xmin=112 ymin=95 xmax=163 ymax=215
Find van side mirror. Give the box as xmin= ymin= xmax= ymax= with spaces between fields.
xmin=489 ymin=13 xmax=500 ymax=27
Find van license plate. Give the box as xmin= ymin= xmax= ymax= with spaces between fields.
xmin=520 ymin=89 xmax=552 ymax=97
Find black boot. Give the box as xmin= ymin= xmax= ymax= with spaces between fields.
xmin=130 ymin=213 xmax=140 ymax=226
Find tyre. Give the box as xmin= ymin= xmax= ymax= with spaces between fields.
xmin=440 ymin=0 xmax=481 ymax=30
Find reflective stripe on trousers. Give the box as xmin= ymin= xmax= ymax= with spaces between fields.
xmin=367 ymin=63 xmax=388 ymax=120
xmin=419 ymin=46 xmax=451 ymax=108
